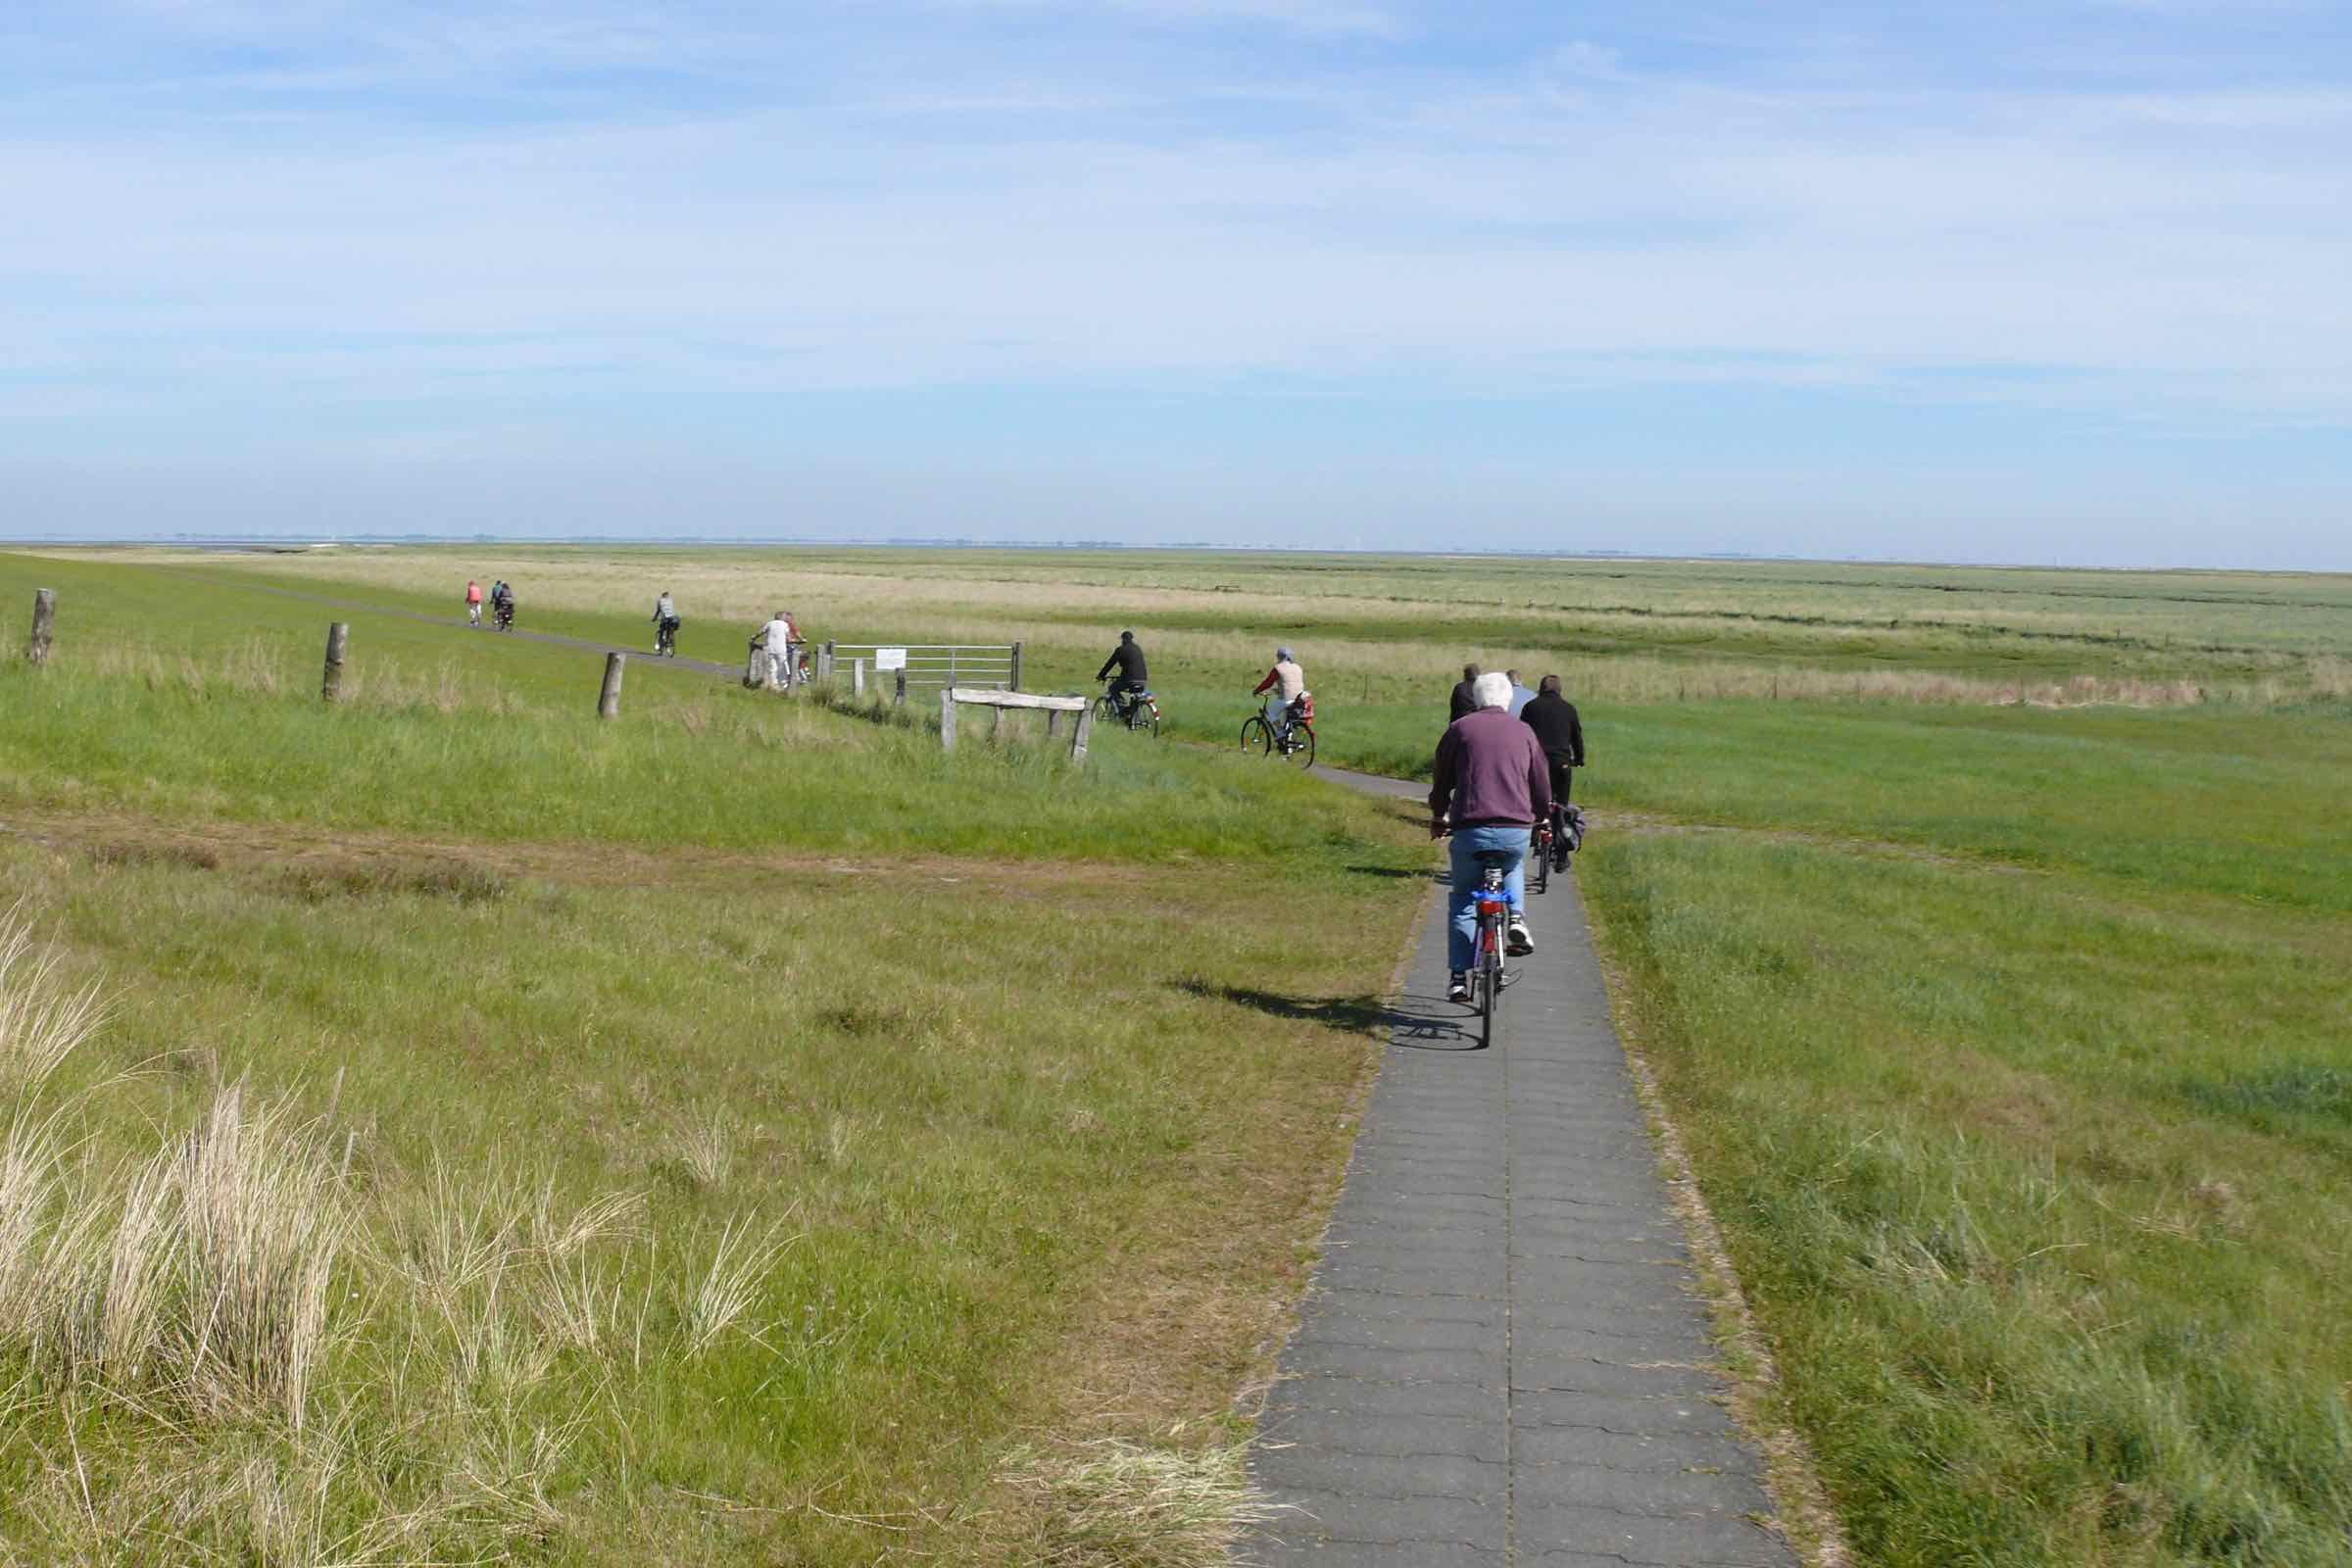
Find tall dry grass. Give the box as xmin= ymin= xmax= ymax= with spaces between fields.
xmin=72 ymin=638 xmax=517 ymax=716
xmin=0 ymin=907 xmax=797 ymax=1564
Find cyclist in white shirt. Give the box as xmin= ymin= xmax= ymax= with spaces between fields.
xmin=1253 ymin=647 xmax=1307 ymax=731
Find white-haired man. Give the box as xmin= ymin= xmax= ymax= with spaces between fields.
xmin=1428 ymin=670 xmax=1551 ymax=1004
xmin=1253 ymin=646 xmax=1307 ymax=731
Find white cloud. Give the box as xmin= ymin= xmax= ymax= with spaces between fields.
xmin=3 ymin=2 xmax=2348 ymax=430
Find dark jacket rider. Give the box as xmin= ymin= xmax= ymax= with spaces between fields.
xmin=1096 ymin=631 xmax=1149 ymax=708
xmin=1518 ymin=676 xmax=1586 ymax=804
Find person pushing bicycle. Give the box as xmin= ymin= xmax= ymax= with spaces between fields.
xmin=1252 ymin=647 xmax=1308 ymax=739
xmin=1096 ymin=630 xmax=1149 ymax=720
xmin=1429 ymin=671 xmax=1549 ymax=1004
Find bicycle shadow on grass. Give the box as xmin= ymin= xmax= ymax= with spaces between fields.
xmin=1178 ymin=981 xmax=1480 ymax=1052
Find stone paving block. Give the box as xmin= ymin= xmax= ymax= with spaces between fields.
xmin=1257 ymin=1405 xmax=1507 ymax=1463
xmin=1512 ymin=1264 xmax=1704 ymax=1313
xmin=1290 ymin=1309 xmax=1499 ymax=1355
xmin=1246 ymin=1490 xmax=1504 ymax=1554
xmin=1504 ymin=1353 xmax=1722 ymax=1398
xmin=1522 ymin=1462 xmax=1776 ymax=1520
xmin=1518 ymin=1501 xmax=1793 ymax=1565
xmin=1310 ymin=1260 xmax=1508 ymax=1302
xmin=1514 ymin=1390 xmax=1740 ymax=1441
xmin=1262 ymin=1374 xmax=1499 ymax=1424
xmin=1240 ymin=1533 xmax=1501 ymax=1567
xmin=1511 ymin=1423 xmax=1768 ymax=1476
xmin=1281 ymin=1339 xmax=1504 ymax=1388
xmin=1298 ymin=1288 xmax=1506 ymax=1328
xmin=1512 ymin=1315 xmax=1714 ymax=1361
xmin=1252 ymin=1444 xmax=1507 ymax=1506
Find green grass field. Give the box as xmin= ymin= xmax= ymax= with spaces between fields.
xmin=0 ymin=548 xmax=1430 ymax=1565
xmin=4 ymin=544 xmax=2349 ymax=1566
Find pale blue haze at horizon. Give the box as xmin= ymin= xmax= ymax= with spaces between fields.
xmin=2 ymin=1 xmax=2347 ymax=568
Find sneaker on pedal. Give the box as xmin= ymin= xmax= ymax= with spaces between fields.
xmin=1446 ymin=972 xmax=1470 ymax=1004
xmin=1506 ymin=915 xmax=1535 ymax=956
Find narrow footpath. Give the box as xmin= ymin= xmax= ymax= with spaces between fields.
xmin=1243 ymin=768 xmax=1798 ymax=1566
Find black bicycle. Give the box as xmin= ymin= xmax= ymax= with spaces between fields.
xmin=1238 ymin=705 xmax=1315 ymax=767
xmin=653 ymin=614 xmax=680 ymax=657
xmin=1529 ymin=815 xmax=1554 ymax=896
xmin=1094 ymin=683 xmax=1162 ymax=737
xmin=493 ymin=599 xmax=515 ymax=632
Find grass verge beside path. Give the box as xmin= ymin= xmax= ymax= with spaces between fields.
xmin=1578 ymin=723 xmax=2352 ymax=1566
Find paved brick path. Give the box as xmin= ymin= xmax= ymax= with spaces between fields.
xmin=1245 ymin=770 xmax=1797 ymax=1566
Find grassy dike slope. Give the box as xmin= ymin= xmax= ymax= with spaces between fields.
xmin=0 ymin=552 xmax=1430 ymax=1565
xmin=1581 ymin=699 xmax=2352 ymax=1566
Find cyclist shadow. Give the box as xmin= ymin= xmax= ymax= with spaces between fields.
xmin=1384 ymin=985 xmax=1485 ymax=1052
xmin=1184 ymin=981 xmax=1480 ymax=1052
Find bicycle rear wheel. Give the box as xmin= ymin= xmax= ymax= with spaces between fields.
xmin=1239 ymin=715 xmax=1271 ymax=755
xmin=1479 ymin=947 xmax=1498 ymax=1049
xmin=1284 ymin=723 xmax=1316 ymax=767
xmin=1530 ymin=834 xmax=1549 ymax=896
xmin=1141 ymin=706 xmax=1162 ymax=739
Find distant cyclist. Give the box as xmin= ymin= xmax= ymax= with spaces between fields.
xmin=1096 ymin=630 xmax=1149 ymax=719
xmin=1253 ymin=647 xmax=1308 ymax=736
xmin=652 ymin=591 xmax=680 ymax=656
xmin=465 ymin=579 xmax=483 ymax=627
xmin=1430 ymin=671 xmax=1550 ymax=1004
xmin=490 ymin=580 xmax=514 ymax=630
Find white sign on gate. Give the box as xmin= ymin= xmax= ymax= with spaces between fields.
xmin=875 ymin=647 xmax=907 ymax=671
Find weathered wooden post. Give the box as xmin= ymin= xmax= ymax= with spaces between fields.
xmin=819 ymin=641 xmax=835 ymax=681
xmin=1048 ymin=707 xmax=1063 ymax=738
xmin=321 ymin=622 xmax=349 ymax=702
xmin=1009 ymin=641 xmax=1024 ymax=692
xmin=598 ymin=652 xmax=625 ymax=719
xmin=893 ymin=668 xmax=906 ymax=707
xmin=939 ymin=688 xmax=958 ymax=752
xmin=1069 ymin=700 xmax=1095 ymax=764
xmin=991 ymin=705 xmax=1004 ymax=741
xmin=853 ymin=659 xmax=866 ymax=701
xmin=27 ymin=590 xmax=56 ymax=665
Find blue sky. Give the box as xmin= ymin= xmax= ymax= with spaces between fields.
xmin=3 ymin=1 xmax=2348 ymax=566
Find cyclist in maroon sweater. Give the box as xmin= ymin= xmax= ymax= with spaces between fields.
xmin=1429 ymin=672 xmax=1552 ymax=1004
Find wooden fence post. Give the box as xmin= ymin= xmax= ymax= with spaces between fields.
xmin=27 ymin=590 xmax=55 ymax=665
xmin=853 ymin=659 xmax=866 ymax=701
xmin=1069 ymin=701 xmax=1095 ymax=764
xmin=819 ymin=641 xmax=835 ymax=680
xmin=939 ymin=688 xmax=958 ymax=752
xmin=1048 ymin=707 xmax=1063 ymax=738
xmin=990 ymin=706 xmax=1004 ymax=741
xmin=321 ymin=622 xmax=349 ymax=702
xmin=598 ymin=652 xmax=625 ymax=719
xmin=1009 ymin=640 xmax=1024 ymax=692
xmin=894 ymin=668 xmax=906 ymax=707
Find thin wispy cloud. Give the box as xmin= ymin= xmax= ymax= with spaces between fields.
xmin=2 ymin=1 xmax=2347 ymax=562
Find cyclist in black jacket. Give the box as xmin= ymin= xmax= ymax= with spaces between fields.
xmin=1096 ymin=631 xmax=1149 ymax=719
xmin=1519 ymin=675 xmax=1585 ymax=805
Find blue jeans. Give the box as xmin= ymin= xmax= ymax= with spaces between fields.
xmin=1448 ymin=824 xmax=1529 ymax=972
